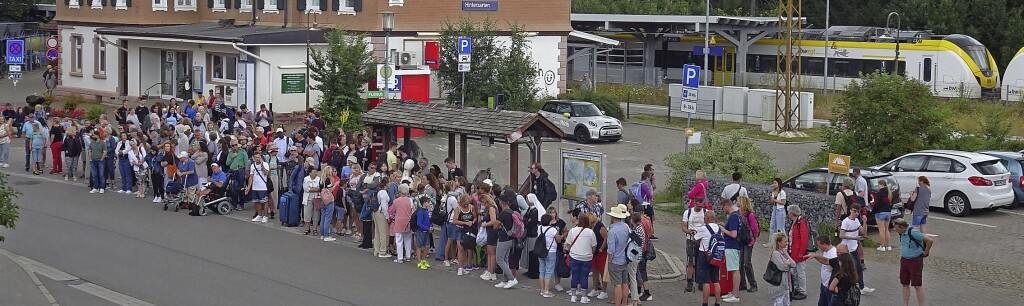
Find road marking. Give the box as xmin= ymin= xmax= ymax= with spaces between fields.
xmin=560 ymin=140 xmax=595 ymax=148
xmin=0 ymin=248 xmax=155 ymax=306
xmin=926 ymin=234 xmax=939 ymax=237
xmin=995 ymin=209 xmax=1024 ymax=217
xmin=620 ymin=140 xmax=642 ymax=145
xmin=931 ymin=216 xmax=997 ymax=228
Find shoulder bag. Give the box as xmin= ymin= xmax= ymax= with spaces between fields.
xmin=763 ymin=250 xmax=784 ymax=286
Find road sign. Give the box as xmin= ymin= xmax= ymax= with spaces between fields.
xmin=458 ymin=53 xmax=471 ymax=63
xmin=46 ymin=36 xmax=59 ymax=49
xmin=827 ymin=153 xmax=851 ymax=175
xmin=682 ymin=64 xmax=700 ymax=88
xmin=376 ymin=64 xmax=397 ymax=89
xmin=458 ymin=62 xmax=471 ymax=72
xmin=389 ymin=76 xmax=402 ymax=92
xmin=6 ymin=40 xmax=25 ymax=65
xmin=681 ymin=101 xmax=697 ymax=114
xmin=457 ymin=37 xmax=472 ymax=54
xmin=9 ymin=72 xmax=22 ymax=80
xmin=366 ymin=91 xmax=385 ymax=99
xmin=8 ymin=65 xmax=21 ymax=72
xmin=46 ymin=48 xmax=58 ymax=61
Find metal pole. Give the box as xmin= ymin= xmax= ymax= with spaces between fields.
xmin=460 ymin=72 xmax=465 ymax=107
xmin=703 ymin=0 xmax=710 ymax=87
xmin=384 ymin=31 xmax=391 ymax=105
xmin=712 ymin=99 xmax=716 ymax=129
xmin=305 ymin=28 xmax=310 ymax=110
xmin=626 ymin=90 xmax=631 ymax=118
xmin=667 ymin=94 xmax=672 ymax=123
xmin=824 ymin=0 xmax=830 ymax=92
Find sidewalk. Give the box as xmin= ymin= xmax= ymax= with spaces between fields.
xmin=0 ymin=249 xmax=55 ymax=306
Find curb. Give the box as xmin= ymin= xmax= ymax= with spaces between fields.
xmin=624 ymin=121 xmax=823 ymax=145
xmin=647 ymin=248 xmax=684 ymax=280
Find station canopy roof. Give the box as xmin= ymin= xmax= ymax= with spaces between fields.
xmin=363 ymin=101 xmax=563 ymax=141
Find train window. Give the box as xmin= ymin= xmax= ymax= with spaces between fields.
xmin=761 ymin=55 xmax=777 ymax=73
xmin=923 ymin=58 xmax=932 ymax=82
xmin=805 ymin=58 xmax=824 ymax=76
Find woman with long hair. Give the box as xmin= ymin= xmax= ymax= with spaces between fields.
xmin=768 ymin=178 xmax=788 ymax=236
xmin=478 ymin=192 xmax=500 ymax=281
xmin=767 ymin=232 xmax=796 ymax=305
xmin=829 ymin=252 xmax=860 ymax=305
xmin=737 ymin=196 xmax=760 ymax=292
xmin=452 ymin=193 xmax=477 ymax=275
xmin=875 ymin=179 xmax=894 ymax=251
xmin=128 ymin=139 xmax=149 ymax=198
xmin=319 ymin=166 xmax=340 ymax=241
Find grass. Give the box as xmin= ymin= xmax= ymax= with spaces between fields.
xmin=627 ymin=114 xmax=824 ymax=142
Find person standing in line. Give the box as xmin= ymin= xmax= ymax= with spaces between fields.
xmin=636 ymin=172 xmax=655 ymax=237
xmin=29 ymin=121 xmax=48 ymax=175
xmin=874 ymin=180 xmax=894 ymax=251
xmin=605 ymin=204 xmax=631 ymax=306
xmin=718 ymin=199 xmax=743 ymax=303
xmin=893 ymin=218 xmax=933 ymax=306
xmin=492 ymin=192 xmax=519 ymax=289
xmin=694 ymin=211 xmax=722 ymax=306
xmin=803 ymin=236 xmax=838 ymax=306
xmin=373 ymin=177 xmax=392 ymax=258
xmin=388 ymin=184 xmax=416 ymax=263
xmin=737 ymin=197 xmax=759 ymax=293
xmin=767 ymin=232 xmax=796 ymax=306
xmin=48 ymin=118 xmax=65 ymax=175
xmin=0 ymin=118 xmax=12 ymax=168
xmin=62 ymin=127 xmax=83 ymax=181
xmin=565 ymin=213 xmax=598 ymax=304
xmin=246 ymin=153 xmax=271 ymax=224
xmin=687 ymin=170 xmax=710 ymax=208
xmin=786 ymin=205 xmax=810 ymax=300
xmin=528 ymin=163 xmax=557 ymax=209
xmin=127 ymin=139 xmax=148 ymax=198
xmin=908 ymin=176 xmax=931 ymax=235
xmin=767 ymin=178 xmax=788 ymax=240
xmin=115 ymin=132 xmax=133 ymax=194
xmin=302 ymin=166 xmax=322 ymax=235
xmin=22 ymin=115 xmax=36 ymax=173
xmin=681 ymin=196 xmax=707 ymax=293
xmin=839 ymin=203 xmax=875 ymax=294
xmin=537 ymin=213 xmax=561 ymax=298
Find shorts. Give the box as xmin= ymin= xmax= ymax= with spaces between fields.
xmin=725 ymin=249 xmax=740 ymax=271
xmin=30 ymin=147 xmax=42 ymax=163
xmin=694 ymin=252 xmax=720 ymax=285
xmin=486 ymin=230 xmax=499 ymax=246
xmin=444 ymin=223 xmax=462 ymax=242
xmin=608 ymin=263 xmax=629 ymax=286
xmin=899 ymin=256 xmax=924 ymax=287
xmin=303 ymin=203 xmax=319 ymax=222
xmin=875 ymin=212 xmax=892 ymax=221
xmin=135 ymin=169 xmax=150 ymax=184
xmin=415 ymin=231 xmax=431 ymax=248
xmin=591 ymin=251 xmax=608 ymax=273
xmin=334 ymin=205 xmax=346 ymax=219
xmin=250 ymin=190 xmax=268 ymax=203
xmin=912 ymin=214 xmax=928 ymax=226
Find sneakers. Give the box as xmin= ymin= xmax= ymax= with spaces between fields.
xmin=417 ymin=260 xmax=429 ymax=270
xmin=587 ymin=290 xmax=600 ymax=297
xmin=261 ymin=216 xmax=269 ymax=223
xmin=377 ymin=254 xmax=391 ymax=258
xmin=579 ymin=297 xmax=591 ymax=304
xmin=595 ymin=291 xmax=607 ymax=299
xmin=639 ymin=292 xmax=653 ymax=301
xmin=541 ymin=291 xmax=555 ymax=298
xmin=570 ymin=295 xmax=578 ymax=303
xmin=877 ymin=245 xmax=886 ymax=251
xmin=861 ymin=287 xmax=875 ymax=294
xmin=480 ymin=271 xmax=494 ymax=280
xmin=324 ymin=237 xmax=337 ymax=242
xmin=886 ymin=246 xmax=893 ymax=251
xmin=345 ymin=229 xmax=352 ymax=235
xmin=444 ymin=260 xmax=452 ymax=267
xmin=457 ymin=268 xmax=465 ymax=276
xmin=554 ymin=284 xmax=564 ymax=292
xmin=99 ymin=189 xmax=104 ymax=194
xmin=722 ymin=294 xmax=740 ymax=303
xmin=90 ymin=189 xmax=98 ymax=194
xmin=394 ymin=258 xmax=403 ymax=263
xmin=502 ymin=278 xmax=518 ymax=289
xmin=252 ymin=216 xmax=262 ymax=222
xmin=494 ymin=281 xmax=507 ymax=288
xmin=649 ymin=235 xmax=659 ymax=241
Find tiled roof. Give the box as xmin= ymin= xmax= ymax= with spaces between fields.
xmin=364 ymin=101 xmax=562 ymax=140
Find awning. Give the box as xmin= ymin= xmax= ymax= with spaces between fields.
xmin=96 ymin=23 xmax=326 ymax=45
xmin=569 ymin=30 xmax=620 ymax=46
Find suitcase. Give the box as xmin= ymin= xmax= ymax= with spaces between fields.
xmin=707 ymin=258 xmax=734 ymax=296
xmin=279 ymin=191 xmax=301 ymax=227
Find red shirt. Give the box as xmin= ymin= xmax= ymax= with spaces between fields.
xmin=789 ymin=217 xmax=809 ymax=263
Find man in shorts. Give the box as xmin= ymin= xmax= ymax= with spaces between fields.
xmin=176 ymin=151 xmax=199 ymax=205
xmin=246 ymin=153 xmax=271 ymax=223
xmin=719 ymin=201 xmax=743 ymax=303
xmin=605 ymin=204 xmax=631 ymax=306
xmin=894 ymin=218 xmax=932 ymax=306
xmin=681 ymin=196 xmax=707 ymax=292
xmin=694 ymin=211 xmax=722 ymax=306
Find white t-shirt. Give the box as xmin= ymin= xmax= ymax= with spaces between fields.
xmin=684 ymin=207 xmax=706 ymax=232
xmin=377 ymin=189 xmax=391 ymax=216
xmin=445 ymin=194 xmax=458 ymax=223
xmin=695 ymin=223 xmax=721 ymax=252
xmin=539 ymin=225 xmax=559 ymax=253
xmin=565 ymin=227 xmax=598 ymax=261
xmin=773 ymin=189 xmax=788 ymax=209
xmin=820 ymin=247 xmax=838 ymax=286
xmin=302 ymin=176 xmax=321 ymax=205
xmin=249 ymin=162 xmax=270 ymax=191
xmin=721 ymin=183 xmax=748 ymax=210
xmin=840 ymin=216 xmax=862 ymax=252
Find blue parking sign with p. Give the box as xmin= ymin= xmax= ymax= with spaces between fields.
xmin=683 ymin=64 xmax=700 ymax=88
xmin=6 ymin=40 xmax=25 ymax=65
xmin=457 ymin=37 xmax=472 ymax=54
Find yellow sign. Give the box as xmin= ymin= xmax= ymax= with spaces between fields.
xmin=684 ymin=128 xmax=694 ymax=137
xmin=827 ymin=153 xmax=851 ymax=175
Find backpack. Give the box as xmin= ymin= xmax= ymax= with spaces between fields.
xmin=843 ymin=281 xmax=862 ymax=306
xmin=431 ymin=195 xmax=452 ymax=226
xmin=328 ymin=147 xmax=344 ymax=168
xmin=509 ymin=210 xmax=525 ymax=239
xmin=729 ymin=184 xmax=744 ymax=203
xmin=800 ymin=218 xmax=819 ymax=253
xmin=906 ymin=227 xmax=925 ymax=249
xmin=737 ymin=212 xmax=754 ymax=246
xmin=543 ymin=179 xmax=558 ymax=205
xmin=365 ymin=189 xmax=382 ymax=212
xmin=629 ymin=182 xmax=645 ymax=203
xmin=533 ymin=226 xmax=553 ymax=258
xmin=409 ymin=204 xmax=422 ymax=232
xmin=705 ymin=224 xmax=726 ymax=266
xmin=625 ymin=232 xmax=644 ymax=263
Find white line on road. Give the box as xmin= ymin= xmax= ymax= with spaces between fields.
xmin=926 ymin=234 xmax=939 ymax=237
xmin=931 ymin=216 xmax=997 ymax=228
xmin=0 ymin=249 xmax=156 ymax=306
xmin=995 ymin=209 xmax=1024 ymax=217
xmin=620 ymin=140 xmax=642 ymax=145
xmin=560 ymin=141 xmax=595 ymax=148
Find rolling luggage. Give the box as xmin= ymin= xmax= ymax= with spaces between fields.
xmin=707 ymin=257 xmax=734 ymax=296
xmin=279 ymin=191 xmax=301 ymax=227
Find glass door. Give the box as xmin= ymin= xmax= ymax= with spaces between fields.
xmin=160 ymin=50 xmax=193 ymax=100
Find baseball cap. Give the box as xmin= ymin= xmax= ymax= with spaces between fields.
xmin=276 ymin=128 xmax=284 ymax=133
xmin=177 ymin=151 xmax=189 ymax=158
xmin=211 ymin=163 xmax=220 ymax=167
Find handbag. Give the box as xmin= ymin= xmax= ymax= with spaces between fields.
xmin=905 ymin=187 xmax=919 ymax=211
xmin=555 ymin=249 xmax=571 ymax=278
xmin=763 ymin=255 xmax=784 ymax=286
xmin=476 ymin=226 xmax=488 ymax=246
xmin=644 ymin=240 xmax=657 ymax=261
xmin=462 ymin=228 xmax=478 ymax=249
xmin=320 ymin=183 xmax=335 ymax=203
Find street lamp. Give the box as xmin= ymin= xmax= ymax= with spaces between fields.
xmin=380 ymin=11 xmax=396 ymax=106
xmin=885 ymin=12 xmax=901 ymax=75
xmin=305 ymin=10 xmax=320 ymax=111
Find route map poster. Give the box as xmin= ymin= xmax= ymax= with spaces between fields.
xmin=559 ymin=149 xmax=606 ymax=202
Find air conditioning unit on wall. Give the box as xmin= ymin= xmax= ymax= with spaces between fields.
xmin=398 ymin=51 xmax=421 ymax=67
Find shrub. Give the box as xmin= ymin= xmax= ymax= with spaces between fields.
xmin=665 ymin=132 xmax=779 ymax=196
xmin=62 ymin=101 xmax=78 ymax=112
xmin=85 ymin=106 xmax=106 ymax=121
xmin=558 ymin=89 xmax=625 ymax=119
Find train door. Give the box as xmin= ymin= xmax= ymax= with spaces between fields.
xmin=713 ymin=50 xmax=735 ymax=86
xmin=919 ymin=56 xmax=935 ymax=88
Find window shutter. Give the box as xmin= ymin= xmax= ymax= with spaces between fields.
xmin=330 ymin=0 xmax=337 ymax=11
xmin=100 ymin=0 xmax=106 ymax=6
xmin=126 ymin=0 xmax=131 ymax=6
xmin=318 ymin=0 xmax=326 ymax=11
xmin=109 ymin=0 xmax=115 ymax=7
xmin=277 ymin=0 xmax=283 ymax=8
xmin=352 ymin=0 xmax=360 ymax=12
xmin=64 ymin=0 xmax=70 ymax=6
xmin=257 ymin=0 xmax=264 ymax=10
xmin=234 ymin=0 xmax=240 ymax=9
xmin=207 ymin=0 xmax=213 ymax=7
xmin=295 ymin=0 xmax=304 ymax=11
xmin=224 ymin=0 xmax=231 ymax=9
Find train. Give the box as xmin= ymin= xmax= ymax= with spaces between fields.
xmin=1002 ymin=47 xmax=1024 ymax=101
xmin=651 ymin=26 xmax=1000 ymax=99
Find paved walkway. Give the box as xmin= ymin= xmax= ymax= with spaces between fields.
xmin=0 ymin=249 xmax=57 ymax=306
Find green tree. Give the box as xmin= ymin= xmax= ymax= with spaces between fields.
xmin=821 ymin=72 xmax=952 ymax=166
xmin=664 ymin=132 xmax=779 ymax=196
xmin=0 ymin=0 xmax=36 ymax=21
xmin=0 ymin=172 xmax=20 ymax=242
xmin=436 ymin=18 xmax=540 ymax=111
xmin=308 ymin=29 xmax=375 ymax=133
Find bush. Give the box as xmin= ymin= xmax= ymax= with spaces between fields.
xmin=558 ymin=90 xmax=625 ymax=119
xmin=665 ymin=132 xmax=779 ymax=196
xmin=85 ymin=106 xmax=106 ymax=121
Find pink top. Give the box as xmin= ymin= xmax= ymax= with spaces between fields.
xmin=745 ymin=212 xmax=760 ymax=247
xmin=687 ymin=179 xmax=709 ymax=208
xmin=388 ymin=196 xmax=416 ymax=234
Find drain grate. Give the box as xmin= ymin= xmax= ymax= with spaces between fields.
xmin=12 ymin=180 xmax=41 ymax=186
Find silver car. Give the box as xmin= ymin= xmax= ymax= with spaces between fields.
xmin=538 ymin=100 xmax=622 ymax=143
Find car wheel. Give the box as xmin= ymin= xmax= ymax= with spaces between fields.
xmin=944 ymin=191 xmax=971 ymax=217
xmin=574 ymin=126 xmax=590 ymax=144
xmin=1007 ymin=197 xmax=1021 ymax=209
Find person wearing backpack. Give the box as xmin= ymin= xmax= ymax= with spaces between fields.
xmin=682 ymin=196 xmax=708 ymax=293
xmin=737 ymin=197 xmax=759 ymax=294
xmin=528 ymin=163 xmax=557 ymax=208
xmin=536 ymin=213 xmax=562 ymax=298
xmin=893 ymin=218 xmax=932 ymax=306
xmin=719 ymin=200 xmax=744 ymax=303
xmin=493 ymin=192 xmax=520 ymax=289
xmin=719 ymin=171 xmax=748 ymax=213
xmin=828 ymin=253 xmax=860 ymax=306
xmin=694 ymin=211 xmax=723 ymax=306
xmin=630 ymin=172 xmax=656 ymax=239
xmin=604 ymin=204 xmax=634 ymax=306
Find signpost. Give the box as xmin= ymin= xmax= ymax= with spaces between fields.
xmin=457 ymin=37 xmax=472 ymax=107
xmin=681 ymin=64 xmax=700 ymax=155
xmin=45 ymin=36 xmax=59 ymax=62
xmin=826 ymin=153 xmax=851 ymax=195
xmin=6 ymin=40 xmax=25 ymax=65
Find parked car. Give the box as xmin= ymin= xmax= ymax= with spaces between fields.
xmin=538 ymin=100 xmax=622 ymax=143
xmin=979 ymin=151 xmax=1024 ymax=208
xmin=782 ymin=168 xmax=903 ymax=227
xmin=874 ymin=150 xmax=1014 ymax=217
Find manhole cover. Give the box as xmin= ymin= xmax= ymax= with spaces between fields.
xmin=12 ymin=180 xmax=41 ymax=186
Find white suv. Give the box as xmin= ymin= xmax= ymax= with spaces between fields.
xmin=875 ymin=150 xmax=1014 ymax=217
xmin=538 ymin=100 xmax=622 ymax=143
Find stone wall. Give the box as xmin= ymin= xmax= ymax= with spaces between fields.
xmin=680 ymin=177 xmax=835 ymax=231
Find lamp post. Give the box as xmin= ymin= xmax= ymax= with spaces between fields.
xmin=305 ymin=10 xmax=319 ymax=111
xmin=824 ymin=0 xmax=830 ymax=92
xmin=886 ymin=12 xmax=901 ymax=75
xmin=703 ymin=0 xmax=710 ymax=86
xmin=380 ymin=11 xmax=396 ymax=106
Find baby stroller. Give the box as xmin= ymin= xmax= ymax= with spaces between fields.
xmin=192 ymin=180 xmax=233 ymax=216
xmin=163 ymin=174 xmax=196 ymax=212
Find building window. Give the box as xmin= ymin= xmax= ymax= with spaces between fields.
xmin=212 ymin=0 xmax=225 ymax=12
xmin=240 ymin=0 xmax=252 ymax=12
xmin=208 ymin=54 xmax=237 ymax=82
xmin=90 ymin=0 xmax=102 ymax=9
xmin=263 ymin=0 xmax=278 ymax=12
xmin=71 ymin=35 xmax=83 ymax=74
xmin=153 ymin=0 xmax=167 ymax=10
xmin=175 ymin=0 xmax=196 ymax=11
xmin=69 ymin=0 xmax=80 ymax=9
xmin=387 ymin=0 xmax=402 ymax=6
xmin=115 ymin=0 xmax=128 ymax=9
xmin=338 ymin=0 xmax=355 ymax=14
xmin=306 ymin=0 xmax=320 ymax=12
xmin=94 ymin=39 xmax=107 ymax=76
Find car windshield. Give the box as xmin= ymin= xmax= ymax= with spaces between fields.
xmin=572 ymin=104 xmax=602 ymax=117
xmin=973 ymin=160 xmax=1008 ymax=175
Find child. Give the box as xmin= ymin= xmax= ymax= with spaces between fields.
xmin=414 ymin=196 xmax=433 ymax=270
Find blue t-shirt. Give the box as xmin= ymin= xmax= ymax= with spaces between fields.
xmin=901 ymin=227 xmax=926 ymax=259
xmin=724 ymin=211 xmax=742 ymax=250
xmin=30 ymin=127 xmax=48 ymax=148
xmin=606 ymin=221 xmax=630 ymax=265
xmin=178 ymin=160 xmax=199 ymax=187
xmin=210 ymin=171 xmax=228 ymax=187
